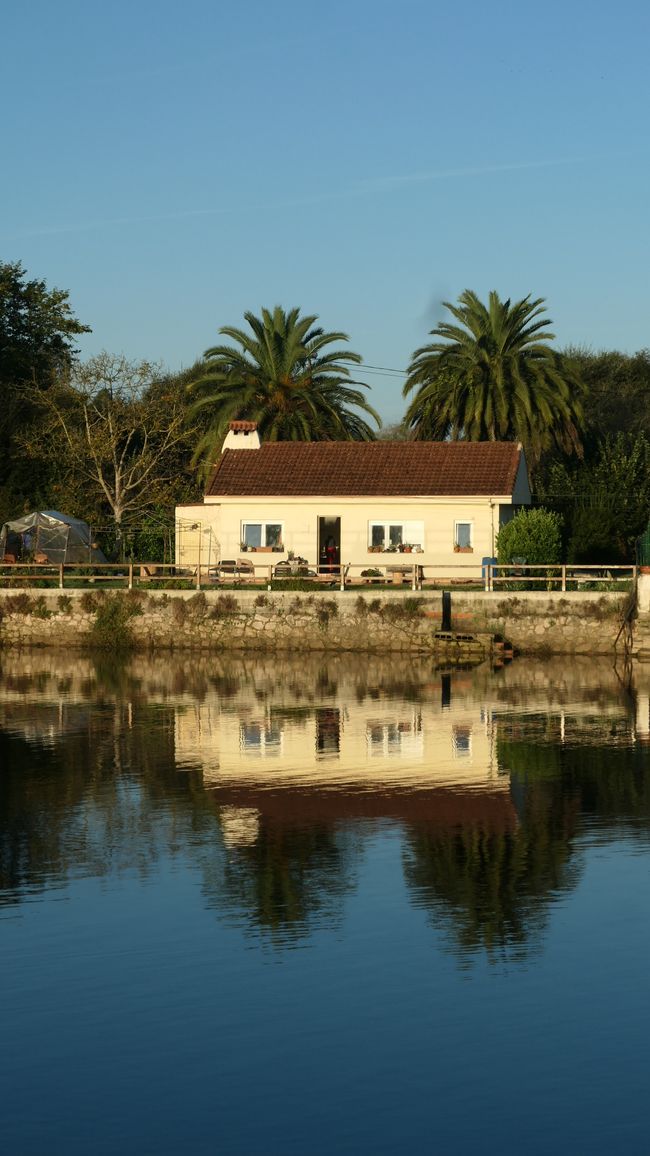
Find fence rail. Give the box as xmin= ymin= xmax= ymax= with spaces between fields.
xmin=0 ymin=560 xmax=638 ymax=592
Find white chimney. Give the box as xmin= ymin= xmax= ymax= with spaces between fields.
xmin=222 ymin=421 xmax=261 ymax=451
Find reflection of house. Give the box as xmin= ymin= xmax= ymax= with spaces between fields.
xmin=175 ymin=424 xmax=531 ymax=574
xmin=174 ymin=679 xmax=502 ymax=793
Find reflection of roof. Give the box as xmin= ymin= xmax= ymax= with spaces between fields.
xmin=208 ymin=785 xmax=518 ymax=831
xmin=206 ymin=442 xmax=523 ymax=497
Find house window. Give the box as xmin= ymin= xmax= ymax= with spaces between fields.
xmin=242 ymin=522 xmax=283 ymax=548
xmin=454 ymin=521 xmax=473 ymax=550
xmin=369 ymin=522 xmax=403 ymax=549
xmin=368 ymin=520 xmax=424 ymax=550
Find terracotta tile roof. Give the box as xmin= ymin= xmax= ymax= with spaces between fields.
xmin=205 ymin=441 xmax=523 ymax=497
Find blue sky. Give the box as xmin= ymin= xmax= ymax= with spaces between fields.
xmin=3 ymin=0 xmax=650 ymax=423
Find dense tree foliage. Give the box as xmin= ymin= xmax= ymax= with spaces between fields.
xmin=403 ymin=290 xmax=586 ymax=468
xmin=189 ymin=306 xmax=380 ymax=476
xmin=539 ymin=432 xmax=650 ymax=563
xmin=0 ymin=261 xmax=90 ymax=517
xmin=567 ymin=347 xmax=650 ymax=444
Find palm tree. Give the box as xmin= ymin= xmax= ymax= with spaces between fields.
xmin=403 ymin=290 xmax=585 ymax=465
xmin=189 ymin=306 xmax=380 ymax=473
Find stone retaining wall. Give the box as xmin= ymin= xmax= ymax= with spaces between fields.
xmin=0 ymin=587 xmax=634 ymax=655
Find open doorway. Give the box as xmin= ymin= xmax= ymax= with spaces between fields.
xmin=318 ymin=516 xmax=341 ymax=573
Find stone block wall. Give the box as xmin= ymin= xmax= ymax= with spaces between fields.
xmin=0 ymin=587 xmax=632 ymax=655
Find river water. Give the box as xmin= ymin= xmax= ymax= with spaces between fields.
xmin=1 ymin=651 xmax=649 ymax=1154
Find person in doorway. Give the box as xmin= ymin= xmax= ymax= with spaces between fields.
xmin=325 ymin=537 xmax=338 ymax=571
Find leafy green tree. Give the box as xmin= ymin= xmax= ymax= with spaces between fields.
xmin=496 ymin=507 xmax=563 ymax=565
xmin=0 ymin=261 xmax=90 ymax=512
xmin=189 ymin=306 xmax=380 ymax=475
xmin=403 ymin=290 xmax=586 ymax=467
xmin=540 ymin=432 xmax=650 ymax=562
xmin=565 ymin=347 xmax=650 ymax=443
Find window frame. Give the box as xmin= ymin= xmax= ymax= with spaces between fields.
xmin=241 ymin=521 xmax=284 ymax=549
xmin=368 ymin=521 xmax=405 ymax=550
xmin=454 ymin=520 xmax=474 ymax=551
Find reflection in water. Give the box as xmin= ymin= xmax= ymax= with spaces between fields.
xmin=0 ymin=651 xmax=648 ymax=958
xmin=403 ymin=779 xmax=580 ymax=961
xmin=202 ymin=817 xmax=357 ymax=940
xmin=2 ymin=650 xmax=650 ymax=1155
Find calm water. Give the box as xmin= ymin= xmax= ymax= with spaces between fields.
xmin=1 ymin=650 xmax=649 ymax=1155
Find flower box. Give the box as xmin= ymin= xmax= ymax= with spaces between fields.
xmin=454 ymin=545 xmax=473 ymax=553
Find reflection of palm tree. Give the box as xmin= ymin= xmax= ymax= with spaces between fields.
xmin=402 ymin=780 xmax=580 ymax=960
xmin=207 ymin=819 xmax=356 ymax=942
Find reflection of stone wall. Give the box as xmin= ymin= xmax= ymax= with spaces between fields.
xmin=0 ymin=587 xmax=630 ymax=654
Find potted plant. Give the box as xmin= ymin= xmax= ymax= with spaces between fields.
xmin=240 ymin=541 xmax=249 ymax=552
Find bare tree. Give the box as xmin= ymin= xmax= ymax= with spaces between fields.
xmin=30 ymin=352 xmax=195 ymax=549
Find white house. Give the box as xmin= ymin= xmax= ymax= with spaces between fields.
xmin=175 ymin=423 xmax=531 ymax=576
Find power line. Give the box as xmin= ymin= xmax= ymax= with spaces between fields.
xmin=360 ymin=363 xmax=408 ymax=377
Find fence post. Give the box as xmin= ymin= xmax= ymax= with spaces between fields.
xmin=561 ymin=565 xmax=566 ymax=592
xmin=340 ymin=564 xmax=345 ymax=593
xmin=196 ymin=565 xmax=201 ymax=590
xmin=412 ymin=564 xmax=417 ymax=591
xmin=59 ymin=564 xmax=64 ymax=590
xmin=267 ymin=566 xmax=272 ymax=591
xmin=128 ymin=563 xmax=133 ymax=591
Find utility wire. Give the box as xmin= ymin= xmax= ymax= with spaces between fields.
xmin=360 ymin=364 xmax=408 ymax=377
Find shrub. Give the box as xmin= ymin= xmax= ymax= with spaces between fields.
xmin=210 ymin=594 xmax=239 ymax=619
xmin=32 ymin=596 xmax=52 ymax=619
xmin=90 ymin=594 xmax=141 ymax=651
xmin=188 ymin=591 xmax=208 ymax=616
xmin=254 ymin=593 xmax=269 ymax=607
xmin=170 ymin=598 xmax=188 ymax=624
xmin=316 ymin=600 xmax=338 ymax=628
xmin=80 ymin=591 xmax=100 ymax=614
xmin=381 ymin=597 xmax=425 ymax=622
xmin=57 ymin=595 xmax=73 ymax=613
xmin=5 ymin=593 xmax=35 ymax=615
xmin=496 ymin=508 xmax=563 ymax=566
xmin=567 ymin=507 xmax=624 ymax=564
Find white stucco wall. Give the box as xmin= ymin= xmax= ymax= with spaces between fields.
xmin=175 ymin=494 xmax=519 ymax=574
